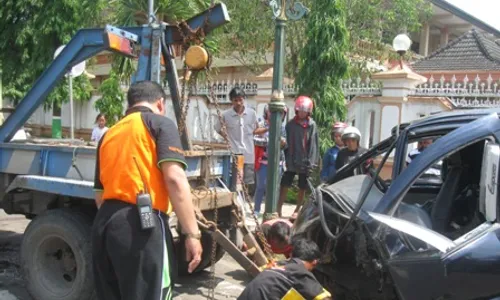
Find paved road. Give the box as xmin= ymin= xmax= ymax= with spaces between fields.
xmin=0 ymin=203 xmax=297 ymax=300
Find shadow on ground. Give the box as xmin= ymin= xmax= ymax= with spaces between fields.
xmin=174 ymin=270 xmax=226 ymax=296
xmin=224 ymin=269 xmax=251 ymax=283
xmin=174 ymin=265 xmax=251 ymax=298
xmin=0 ymin=230 xmax=33 ymax=300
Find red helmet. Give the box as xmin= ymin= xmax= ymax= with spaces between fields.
xmin=332 ymin=122 xmax=348 ymax=134
xmin=294 ymin=96 xmax=314 ymax=113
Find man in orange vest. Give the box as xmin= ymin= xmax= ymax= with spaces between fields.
xmin=92 ymin=81 xmax=202 ymax=300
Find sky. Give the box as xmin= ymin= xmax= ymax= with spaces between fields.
xmin=447 ymin=0 xmax=500 ymax=30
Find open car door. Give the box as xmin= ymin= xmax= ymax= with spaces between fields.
xmin=370 ymin=141 xmax=500 ymax=300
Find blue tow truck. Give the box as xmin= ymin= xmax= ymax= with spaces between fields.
xmin=0 ymin=3 xmax=265 ymax=300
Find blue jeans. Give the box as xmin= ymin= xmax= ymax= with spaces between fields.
xmin=254 ymin=164 xmax=283 ymax=213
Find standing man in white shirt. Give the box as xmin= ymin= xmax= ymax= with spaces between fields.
xmin=215 ymin=87 xmax=267 ymax=187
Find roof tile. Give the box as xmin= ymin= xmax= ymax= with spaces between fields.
xmin=412 ymin=29 xmax=500 ymax=72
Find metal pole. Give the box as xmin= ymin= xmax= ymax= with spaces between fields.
xmin=69 ymin=75 xmax=74 ymax=140
xmin=148 ymin=0 xmax=155 ymax=24
xmin=0 ymin=68 xmax=3 ymax=104
xmin=264 ymin=18 xmax=287 ymax=220
xmin=0 ymin=68 xmax=3 ymax=124
xmin=264 ymin=0 xmax=308 ymax=221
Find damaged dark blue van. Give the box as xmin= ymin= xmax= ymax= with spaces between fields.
xmin=293 ymin=109 xmax=500 ymax=300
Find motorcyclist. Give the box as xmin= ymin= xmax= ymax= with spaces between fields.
xmin=320 ymin=122 xmax=348 ymax=182
xmin=335 ymin=126 xmax=369 ymax=178
xmin=277 ymin=95 xmax=319 ymax=219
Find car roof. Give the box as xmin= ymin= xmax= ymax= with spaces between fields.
xmin=334 ymin=109 xmax=500 ymax=184
xmin=392 ymin=108 xmax=500 ymax=136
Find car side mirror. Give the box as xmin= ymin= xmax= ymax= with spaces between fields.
xmin=479 ymin=140 xmax=500 ymax=222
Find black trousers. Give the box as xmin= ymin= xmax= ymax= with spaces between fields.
xmin=92 ymin=200 xmax=177 ymax=300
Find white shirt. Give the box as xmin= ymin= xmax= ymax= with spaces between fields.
xmin=91 ymin=126 xmax=108 ymax=143
xmin=407 ymin=148 xmax=442 ymax=176
xmin=215 ymin=107 xmax=257 ymax=164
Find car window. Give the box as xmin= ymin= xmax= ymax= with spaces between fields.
xmin=380 ymin=138 xmax=493 ymax=257
xmin=402 ymin=138 xmax=444 ymax=183
xmin=372 ymin=149 xmax=395 ymax=182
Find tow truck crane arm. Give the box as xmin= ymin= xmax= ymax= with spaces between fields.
xmin=0 ymin=2 xmax=271 ymax=291
xmin=0 ymin=3 xmax=230 ymax=148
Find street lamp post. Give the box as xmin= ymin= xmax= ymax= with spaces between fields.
xmin=392 ymin=33 xmax=412 ymax=70
xmin=264 ymin=0 xmax=308 ymax=220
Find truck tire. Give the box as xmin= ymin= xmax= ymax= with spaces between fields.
xmin=21 ymin=209 xmax=96 ymax=300
xmin=176 ymin=231 xmax=225 ymax=275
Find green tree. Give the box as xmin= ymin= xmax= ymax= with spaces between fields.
xmin=95 ymin=71 xmax=125 ymax=127
xmin=296 ymin=0 xmax=349 ymax=155
xmin=0 ymin=0 xmax=106 ymax=108
xmin=110 ymin=0 xmax=216 ymax=81
xmin=217 ymin=0 xmax=432 ymax=78
xmin=216 ymin=0 xmax=275 ymax=73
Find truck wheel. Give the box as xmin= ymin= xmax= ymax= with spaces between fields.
xmin=21 ymin=209 xmax=96 ymax=300
xmin=176 ymin=231 xmax=225 ymax=275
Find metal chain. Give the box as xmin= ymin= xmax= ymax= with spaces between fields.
xmin=206 ymin=71 xmax=275 ymax=260
xmin=178 ymin=69 xmax=196 ymax=134
xmin=208 ymin=177 xmax=218 ymax=299
xmin=177 ymin=43 xmax=188 ymax=135
xmin=193 ymin=79 xmax=220 ymax=300
xmin=175 ymin=5 xmax=222 ymax=298
xmin=175 ymin=4 xmax=276 ymax=299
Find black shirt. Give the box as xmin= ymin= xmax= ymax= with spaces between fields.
xmin=334 ymin=147 xmax=369 ymax=179
xmin=94 ymin=106 xmax=186 ymax=190
xmin=237 ymin=258 xmax=331 ymax=300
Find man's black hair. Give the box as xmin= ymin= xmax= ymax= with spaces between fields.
xmin=268 ymin=221 xmax=291 ymax=244
xmin=291 ymin=237 xmax=322 ymax=262
xmin=127 ymin=81 xmax=166 ymax=108
xmin=229 ymin=86 xmax=246 ymax=101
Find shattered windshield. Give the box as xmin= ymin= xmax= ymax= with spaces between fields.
xmin=322 ymin=175 xmax=385 ymax=213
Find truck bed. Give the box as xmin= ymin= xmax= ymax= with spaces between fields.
xmin=0 ymin=139 xmax=232 ymax=200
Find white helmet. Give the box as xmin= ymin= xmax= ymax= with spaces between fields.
xmin=342 ymin=126 xmax=361 ymax=141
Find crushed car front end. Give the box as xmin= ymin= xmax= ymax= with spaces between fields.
xmin=293 ymin=110 xmax=500 ymax=300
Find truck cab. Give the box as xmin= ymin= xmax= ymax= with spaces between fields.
xmin=294 ymin=109 xmax=500 ymax=300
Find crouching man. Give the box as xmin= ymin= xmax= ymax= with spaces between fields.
xmin=238 ymin=237 xmax=332 ymax=300
xmin=261 ymin=218 xmax=294 ymax=258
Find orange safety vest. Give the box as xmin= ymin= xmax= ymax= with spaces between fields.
xmin=99 ymin=112 xmax=171 ymax=213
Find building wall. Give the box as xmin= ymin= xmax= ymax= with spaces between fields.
xmin=347 ymin=98 xmax=381 ymax=149
xmin=347 ymin=97 xmax=449 ymax=151
xmin=23 ymin=88 xmax=296 ymax=142
xmin=401 ymin=100 xmax=444 ymax=121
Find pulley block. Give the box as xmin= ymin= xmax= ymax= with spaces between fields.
xmin=185 ymin=45 xmax=210 ymax=70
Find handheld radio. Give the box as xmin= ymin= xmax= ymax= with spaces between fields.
xmin=133 ymin=156 xmax=156 ymax=230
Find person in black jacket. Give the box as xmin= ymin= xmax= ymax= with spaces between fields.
xmin=334 ymin=126 xmax=369 ymax=179
xmin=277 ymin=96 xmax=320 ymax=219
xmin=237 ymin=237 xmax=332 ymax=300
